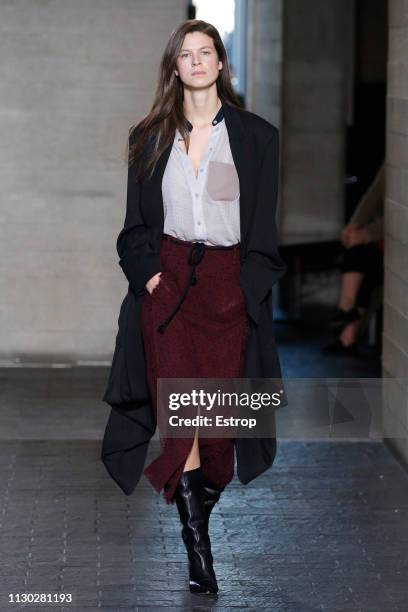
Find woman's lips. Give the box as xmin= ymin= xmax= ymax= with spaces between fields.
xmin=192 ymin=72 xmax=206 ymax=75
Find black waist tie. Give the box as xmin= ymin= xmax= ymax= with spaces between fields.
xmin=156 ymin=234 xmax=239 ymax=334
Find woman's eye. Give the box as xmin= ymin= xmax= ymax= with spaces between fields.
xmin=180 ymin=50 xmax=211 ymax=58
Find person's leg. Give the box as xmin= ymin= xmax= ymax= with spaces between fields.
xmin=326 ymin=246 xmax=367 ymax=334
xmin=338 ymin=318 xmax=363 ymax=346
xmin=199 ymin=438 xmax=235 ymax=492
xmin=173 ymin=465 xmax=218 ymax=594
xmin=336 ymin=245 xmax=368 ymax=312
xmin=140 ymin=252 xmax=203 ymax=502
xmin=338 ymin=271 xmax=364 ymax=311
xmin=323 ymin=245 xmax=367 ymax=352
xmin=184 ymin=429 xmax=201 ymax=471
xmin=324 ymin=245 xmax=383 ymax=350
xmin=339 ymin=249 xmax=383 ymax=346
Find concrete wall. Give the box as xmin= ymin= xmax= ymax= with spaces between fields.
xmin=280 ymin=0 xmax=354 ymax=242
xmin=245 ymin=0 xmax=284 ymax=311
xmin=0 ymin=0 xmax=186 ymax=364
xmin=383 ymin=0 xmax=408 ymax=461
xmin=246 ymin=0 xmax=283 ymax=128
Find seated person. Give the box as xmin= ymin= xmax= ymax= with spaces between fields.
xmin=322 ymin=163 xmax=385 ymax=354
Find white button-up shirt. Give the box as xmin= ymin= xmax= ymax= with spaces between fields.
xmin=162 ymin=105 xmax=241 ymax=246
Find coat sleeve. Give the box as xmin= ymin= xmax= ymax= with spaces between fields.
xmin=116 ymin=128 xmax=162 ymax=297
xmin=240 ymin=126 xmax=287 ymax=326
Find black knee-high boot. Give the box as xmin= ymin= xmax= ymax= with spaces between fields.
xmin=202 ymin=480 xmax=224 ymax=524
xmin=181 ymin=478 xmax=224 ymax=547
xmin=174 ymin=467 xmax=218 ymax=594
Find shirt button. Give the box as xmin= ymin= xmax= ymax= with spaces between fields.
xmin=200 ymin=169 xmax=203 ymax=173
xmin=197 ymin=221 xmax=201 ymax=225
xmin=195 ymin=193 xmax=199 ymax=197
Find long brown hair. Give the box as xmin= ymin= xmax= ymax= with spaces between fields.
xmin=128 ymin=19 xmax=244 ymax=182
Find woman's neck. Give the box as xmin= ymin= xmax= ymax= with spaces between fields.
xmin=183 ymin=91 xmax=222 ymax=130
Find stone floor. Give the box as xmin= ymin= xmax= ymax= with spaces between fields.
xmin=0 ymin=307 xmax=407 ymax=610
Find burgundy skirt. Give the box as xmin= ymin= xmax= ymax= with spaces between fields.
xmin=140 ymin=233 xmax=249 ymax=504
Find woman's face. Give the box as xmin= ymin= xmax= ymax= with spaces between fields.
xmin=175 ymin=31 xmax=222 ymax=90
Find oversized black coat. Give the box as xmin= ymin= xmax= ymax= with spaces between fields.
xmin=101 ymin=98 xmax=288 ymax=496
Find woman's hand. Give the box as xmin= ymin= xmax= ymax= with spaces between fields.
xmin=340 ymin=222 xmax=356 ymax=246
xmin=145 ymin=272 xmax=162 ymax=295
xmin=341 ymin=223 xmax=370 ymax=248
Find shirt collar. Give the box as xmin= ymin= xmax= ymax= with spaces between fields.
xmin=185 ymin=104 xmax=224 ymax=132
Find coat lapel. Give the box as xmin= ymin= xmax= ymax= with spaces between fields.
xmin=221 ymin=101 xmax=252 ymax=249
xmin=140 ymin=140 xmax=172 ymax=235
xmin=141 ymin=99 xmax=252 ymax=251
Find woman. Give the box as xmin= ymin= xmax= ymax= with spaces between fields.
xmin=322 ymin=163 xmax=385 ymax=355
xmin=101 ymin=19 xmax=287 ymax=595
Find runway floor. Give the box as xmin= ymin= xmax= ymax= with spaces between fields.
xmin=1 ymin=315 xmax=407 ymax=610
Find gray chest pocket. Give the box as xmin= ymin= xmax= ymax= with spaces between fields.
xmin=205 ymin=161 xmax=240 ymax=202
